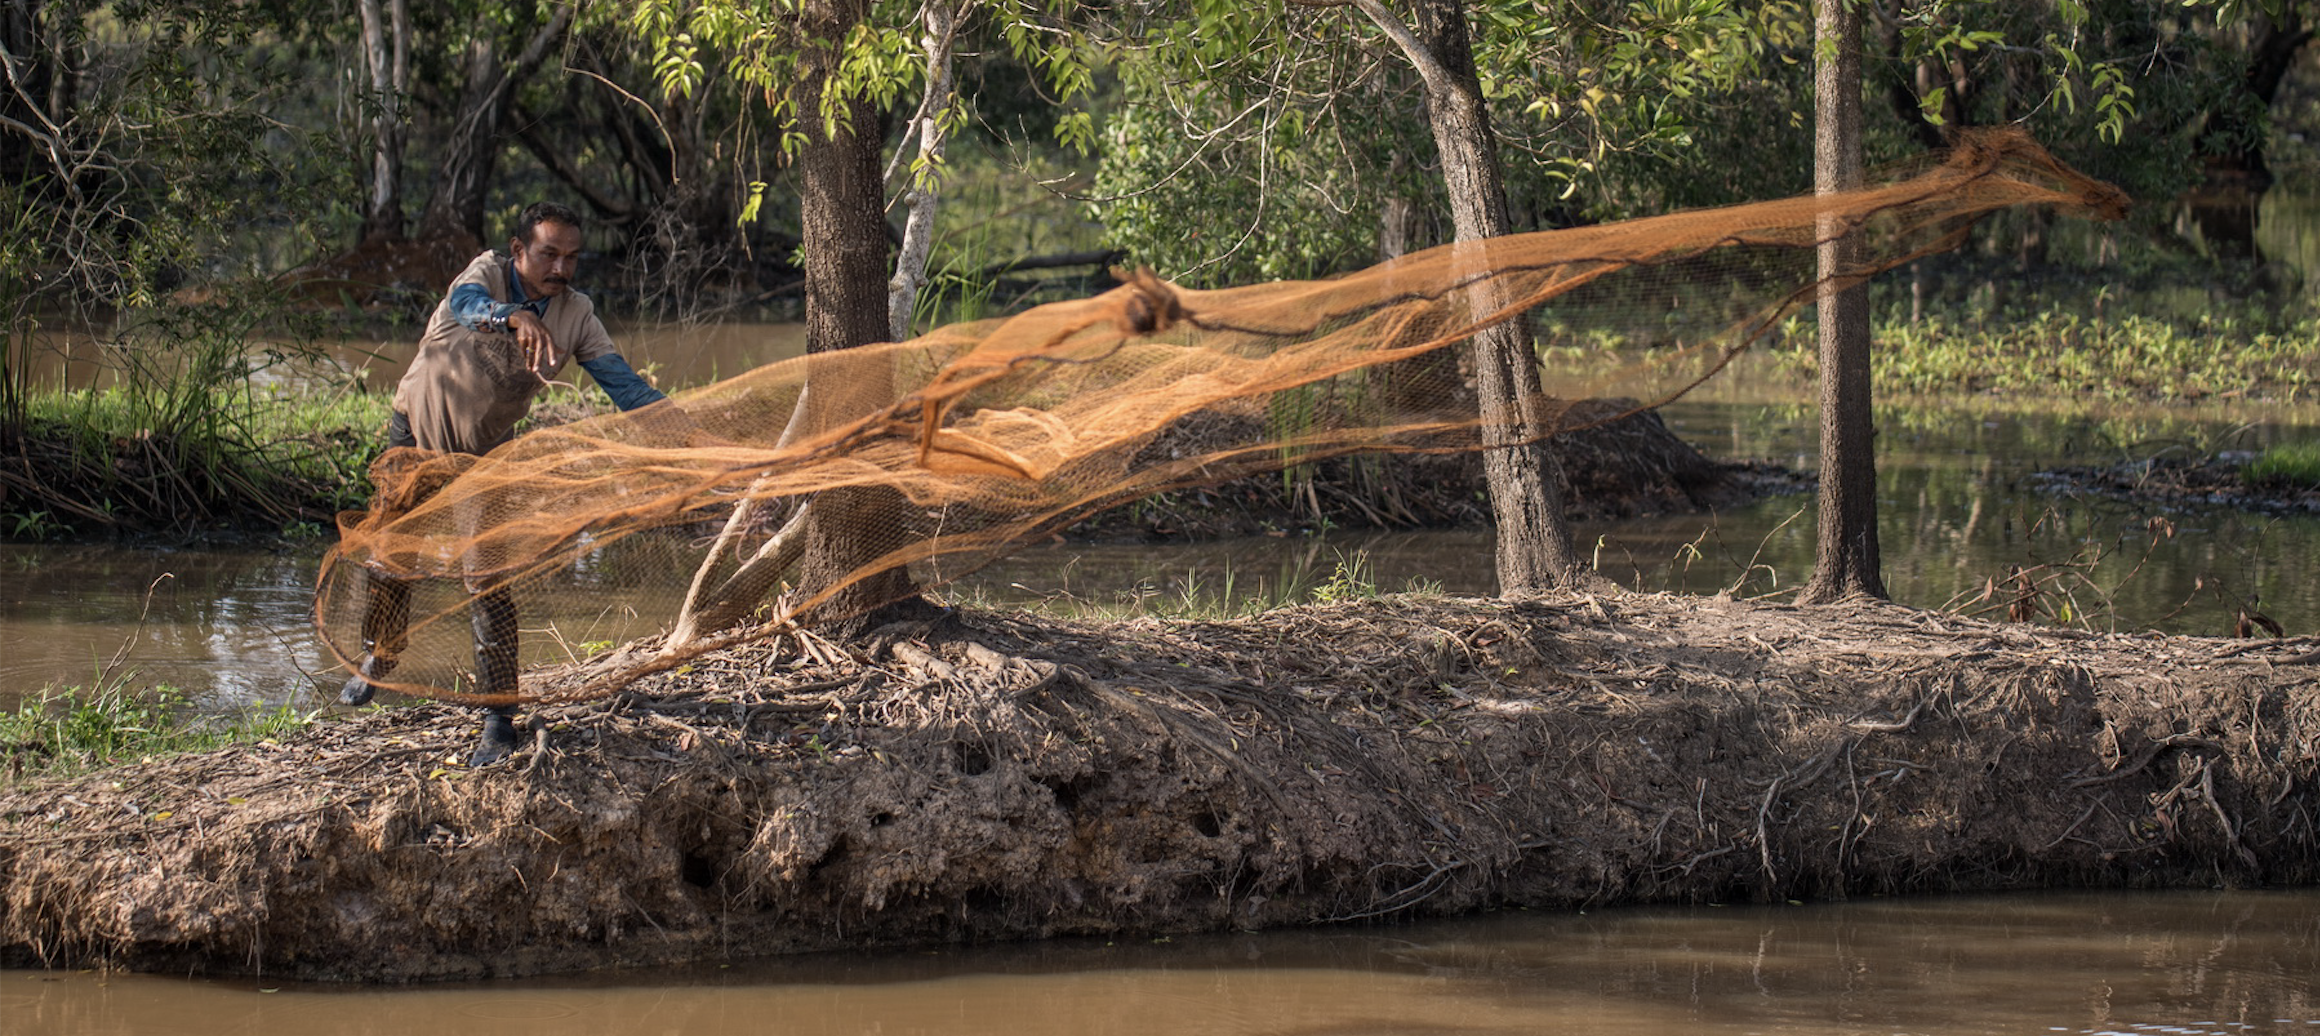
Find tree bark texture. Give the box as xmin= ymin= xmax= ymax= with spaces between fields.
xmin=794 ymin=0 xmax=922 ymax=632
xmin=1800 ymin=0 xmax=1887 ymax=605
xmin=356 ymin=0 xmax=410 ymax=243
xmin=886 ymin=0 xmax=961 ymax=342
xmin=1394 ymin=0 xmax=1586 ymax=594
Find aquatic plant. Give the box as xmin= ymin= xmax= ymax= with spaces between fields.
xmin=2244 ymin=441 xmax=2320 ymax=488
xmin=1308 ymin=550 xmax=1381 ymax=605
xmin=1781 ymin=310 xmax=2320 ymax=403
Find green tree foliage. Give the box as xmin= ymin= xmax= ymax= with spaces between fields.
xmin=2 ymin=1 xmax=340 ymax=433
xmin=634 ymin=0 xmax=1100 ymax=189
xmin=1092 ymin=0 xmax=1768 ymax=285
xmin=1090 ymin=0 xmax=2310 ymax=280
xmin=1094 ymin=11 xmax=1436 ymax=285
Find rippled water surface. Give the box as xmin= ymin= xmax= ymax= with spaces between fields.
xmin=5 ymin=889 xmax=2315 ymax=1035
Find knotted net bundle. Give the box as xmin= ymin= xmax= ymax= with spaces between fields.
xmin=316 ymin=129 xmax=2127 ymax=705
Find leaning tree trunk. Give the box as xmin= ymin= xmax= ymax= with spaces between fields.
xmin=1799 ymin=0 xmax=1886 ymax=604
xmin=2198 ymin=10 xmax=2314 ymax=185
xmin=1356 ymin=0 xmax=1587 ymax=594
xmin=792 ymin=0 xmax=925 ymax=635
xmin=2184 ymin=11 xmax=2313 ymax=257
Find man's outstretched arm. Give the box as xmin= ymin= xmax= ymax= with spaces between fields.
xmin=577 ymin=352 xmax=667 ymax=412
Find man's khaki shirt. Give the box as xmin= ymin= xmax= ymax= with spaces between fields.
xmin=392 ymin=251 xmax=617 ymax=455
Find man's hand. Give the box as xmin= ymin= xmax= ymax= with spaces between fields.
xmin=508 ymin=310 xmax=555 ymax=376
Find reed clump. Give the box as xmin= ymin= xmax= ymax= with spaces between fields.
xmin=2244 ymin=441 xmax=2320 ymax=488
xmin=2 ymin=296 xmax=392 ymax=540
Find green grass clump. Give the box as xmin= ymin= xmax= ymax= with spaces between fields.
xmin=1 ymin=684 xmax=315 ymax=783
xmin=8 ymin=385 xmax=391 ymax=537
xmin=2245 ymin=442 xmax=2320 ymax=488
xmin=5 ymin=288 xmax=400 ymax=538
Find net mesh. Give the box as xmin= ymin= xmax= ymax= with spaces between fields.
xmin=316 ymin=129 xmax=2127 ymax=705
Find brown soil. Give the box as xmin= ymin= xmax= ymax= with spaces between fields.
xmin=4 ymin=592 xmax=2313 ymax=982
xmin=2034 ymin=455 xmax=2320 ymax=516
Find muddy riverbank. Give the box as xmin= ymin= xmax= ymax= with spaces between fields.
xmin=1062 ymin=400 xmax=1802 ymax=541
xmin=3 ymin=591 xmax=2314 ymax=982
xmin=2035 ymin=453 xmax=2320 ymax=516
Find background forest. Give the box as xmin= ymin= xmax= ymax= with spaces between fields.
xmin=1 ymin=0 xmax=2316 ymax=538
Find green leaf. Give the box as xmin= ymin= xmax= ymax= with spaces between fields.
xmin=1918 ymin=86 xmax=1948 ymax=126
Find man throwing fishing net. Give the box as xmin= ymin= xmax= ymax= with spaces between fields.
xmin=336 ymin=201 xmax=668 ymax=765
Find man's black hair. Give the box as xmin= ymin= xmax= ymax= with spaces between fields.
xmin=514 ymin=202 xmax=584 ymax=246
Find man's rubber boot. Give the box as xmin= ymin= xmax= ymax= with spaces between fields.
xmin=471 ymin=707 xmax=520 ymax=767
xmin=338 ymin=575 xmax=412 ymax=706
xmin=468 ymin=590 xmax=523 ymax=767
xmin=337 ymin=649 xmax=395 ymax=706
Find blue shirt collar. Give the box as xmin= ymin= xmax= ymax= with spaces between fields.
xmin=506 ymin=260 xmax=552 ymax=315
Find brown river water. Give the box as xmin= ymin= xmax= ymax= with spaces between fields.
xmin=5 ymin=889 xmax=2315 ymax=1034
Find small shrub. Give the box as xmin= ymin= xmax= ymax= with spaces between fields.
xmin=1310 ymin=551 xmax=1380 ymax=605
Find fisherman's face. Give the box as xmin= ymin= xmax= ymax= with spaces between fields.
xmin=511 ymin=221 xmax=583 ymax=299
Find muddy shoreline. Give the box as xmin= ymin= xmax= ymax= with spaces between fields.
xmin=1064 ymin=400 xmax=1806 ymax=541
xmin=3 ymin=592 xmax=2313 ymax=982
xmin=2034 ymin=454 xmax=2320 ymax=517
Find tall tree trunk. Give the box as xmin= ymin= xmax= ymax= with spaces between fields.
xmin=0 ymin=0 xmax=78 ymax=440
xmin=886 ymin=0 xmax=962 ymax=341
xmin=356 ymin=0 xmax=410 ymax=243
xmin=1799 ymin=0 xmax=1886 ymax=605
xmin=414 ymin=5 xmax=573 ymax=246
xmin=1354 ymin=0 xmax=1587 ymax=595
xmin=793 ymin=0 xmax=924 ymax=635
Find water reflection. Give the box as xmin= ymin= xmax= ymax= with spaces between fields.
xmin=0 ymin=536 xmax=676 ymax=714
xmin=0 ymin=541 xmax=331 ymax=710
xmin=3 ymin=889 xmax=2313 ymax=1034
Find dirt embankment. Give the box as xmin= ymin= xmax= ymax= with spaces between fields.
xmin=3 ymin=592 xmax=2314 ymax=982
xmin=2034 ymin=454 xmax=2320 ymax=516
xmin=1070 ymin=399 xmax=1803 ymax=541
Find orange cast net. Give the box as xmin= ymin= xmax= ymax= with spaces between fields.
xmin=315 ymin=129 xmax=2127 ymax=705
